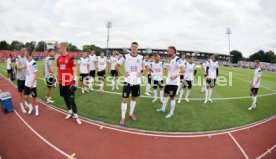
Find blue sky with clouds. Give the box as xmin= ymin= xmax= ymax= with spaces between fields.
xmin=0 ymin=0 xmax=275 ymax=57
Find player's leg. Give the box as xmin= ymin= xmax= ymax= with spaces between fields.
xmin=83 ymin=74 xmax=89 ymax=92
xmin=31 ymin=88 xmax=39 ymax=116
xmin=248 ymin=88 xmax=258 ymax=110
xmin=178 ymin=80 xmax=187 ymax=103
xmin=208 ymin=79 xmax=215 ymax=102
xmin=24 ymin=86 xmax=33 ymax=114
xmin=18 ymin=80 xmax=27 ymax=113
xmin=120 ymin=82 xmax=131 ymax=126
xmin=88 ymin=71 xmax=95 ymax=90
xmin=145 ymin=74 xmax=152 ymax=95
xmin=128 ymin=84 xmax=140 ymax=120
xmin=152 ymin=80 xmax=158 ymax=102
xmin=204 ymin=79 xmax=210 ymax=103
xmin=111 ymin=71 xmax=115 ymax=90
xmin=115 ymin=71 xmax=119 ymax=90
xmin=156 ymin=85 xmax=170 ymax=112
xmin=185 ymin=81 xmax=192 ymax=102
xmin=166 ymin=85 xmax=178 ymax=118
xmin=201 ymin=76 xmax=207 ymax=93
xmin=159 ymin=80 xmax=164 ymax=103
xmin=80 ymin=74 xmax=85 ymax=93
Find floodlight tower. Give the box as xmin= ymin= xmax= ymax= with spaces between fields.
xmin=226 ymin=27 xmax=231 ymax=54
xmin=106 ymin=21 xmax=112 ymax=56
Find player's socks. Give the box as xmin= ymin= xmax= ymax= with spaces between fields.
xmin=121 ymin=103 xmax=127 ymax=119
xmin=145 ymin=83 xmax=151 ymax=95
xmin=152 ymin=89 xmax=157 ymax=102
xmin=35 ymin=105 xmax=39 ymax=116
xmin=166 ymin=100 xmax=176 ymax=118
xmin=81 ymin=87 xmax=85 ymax=94
xmin=65 ymin=109 xmax=73 ymax=119
xmin=185 ymin=89 xmax=191 ymax=102
xmin=24 ymin=101 xmax=28 ymax=109
xmin=204 ymin=89 xmax=209 ymax=103
xmin=161 ymin=97 xmax=168 ymax=111
xmin=129 ymin=100 xmax=136 ymax=115
xmin=208 ymin=89 xmax=213 ymax=101
xmin=160 ymin=90 xmax=164 ymax=103
xmin=115 ymin=79 xmax=119 ymax=90
xmin=20 ymin=103 xmax=27 ymax=114
xmin=178 ymin=89 xmax=184 ymax=103
xmin=28 ymin=104 xmax=33 ymax=115
xmin=112 ymin=80 xmax=115 ymax=90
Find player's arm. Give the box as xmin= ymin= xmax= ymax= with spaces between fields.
xmin=15 ymin=58 xmax=26 ymax=70
xmin=30 ymin=64 xmax=38 ymax=88
xmin=115 ymin=56 xmax=127 ymax=77
xmin=140 ymin=65 xmax=149 ymax=77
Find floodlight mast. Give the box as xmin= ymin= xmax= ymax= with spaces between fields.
xmin=226 ymin=27 xmax=231 ymax=54
xmin=106 ymin=21 xmax=112 ymax=56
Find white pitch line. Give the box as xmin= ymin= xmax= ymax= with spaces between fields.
xmin=256 ymin=144 xmax=276 ymax=159
xmin=228 ymin=132 xmax=249 ymax=159
xmin=14 ymin=110 xmax=75 ymax=159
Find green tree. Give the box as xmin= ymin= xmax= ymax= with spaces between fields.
xmin=230 ymin=50 xmax=243 ymax=63
xmin=25 ymin=41 xmax=36 ymax=51
xmin=10 ymin=41 xmax=24 ymax=51
xmin=36 ymin=41 xmax=46 ymax=52
xmin=82 ymin=44 xmax=102 ymax=54
xmin=264 ymin=51 xmax=275 ymax=63
xmin=0 ymin=41 xmax=10 ymax=50
xmin=67 ymin=43 xmax=79 ymax=52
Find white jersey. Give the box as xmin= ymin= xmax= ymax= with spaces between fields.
xmin=253 ymin=68 xmax=261 ymax=88
xmin=43 ymin=56 xmax=54 ymax=76
xmin=88 ymin=54 xmax=97 ymax=70
xmin=151 ymin=61 xmax=165 ymax=81
xmin=184 ymin=63 xmax=197 ymax=81
xmin=108 ymin=56 xmax=119 ymax=70
xmin=6 ymin=58 xmax=11 ymax=70
xmin=143 ymin=59 xmax=153 ymax=73
xmin=207 ymin=60 xmax=219 ymax=79
xmin=202 ymin=61 xmax=208 ymax=73
xmin=117 ymin=54 xmax=144 ymax=85
xmin=166 ymin=56 xmax=185 ymax=85
xmin=25 ymin=59 xmax=38 ymax=87
xmin=97 ymin=56 xmax=107 ymax=72
xmin=78 ymin=57 xmax=89 ymax=74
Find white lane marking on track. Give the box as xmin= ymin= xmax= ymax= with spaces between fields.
xmin=256 ymin=144 xmax=276 ymax=159
xmin=37 ymin=77 xmax=276 ymax=101
xmin=228 ymin=132 xmax=249 ymax=159
xmin=1 ymin=74 xmax=275 ymax=138
xmin=14 ymin=110 xmax=75 ymax=159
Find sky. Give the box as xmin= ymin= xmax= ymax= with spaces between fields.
xmin=0 ymin=0 xmax=275 ymax=57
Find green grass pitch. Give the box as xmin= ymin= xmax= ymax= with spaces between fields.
xmin=1 ymin=61 xmax=276 ymax=132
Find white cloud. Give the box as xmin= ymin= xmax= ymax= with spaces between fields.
xmin=0 ymin=0 xmax=275 ymax=57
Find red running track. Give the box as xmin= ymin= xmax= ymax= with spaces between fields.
xmin=0 ymin=77 xmax=275 ymax=159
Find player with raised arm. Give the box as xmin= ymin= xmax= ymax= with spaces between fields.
xmin=204 ymin=55 xmax=219 ymax=104
xmin=201 ymin=56 xmax=211 ymax=93
xmin=56 ymin=42 xmax=81 ymax=125
xmin=43 ymin=49 xmax=55 ymax=103
xmin=24 ymin=48 xmax=39 ymax=116
xmin=145 ymin=54 xmax=154 ymax=96
xmin=156 ymin=46 xmax=185 ymax=118
xmin=108 ymin=50 xmax=120 ymax=91
xmin=115 ymin=42 xmax=148 ymax=126
xmin=178 ymin=56 xmax=197 ymax=103
xmin=88 ymin=50 xmax=97 ymax=91
xmin=177 ymin=53 xmax=187 ymax=95
xmin=248 ymin=60 xmax=261 ymax=110
xmin=151 ymin=54 xmax=166 ymax=103
xmin=78 ymin=52 xmax=90 ymax=93
xmin=96 ymin=51 xmax=107 ymax=92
